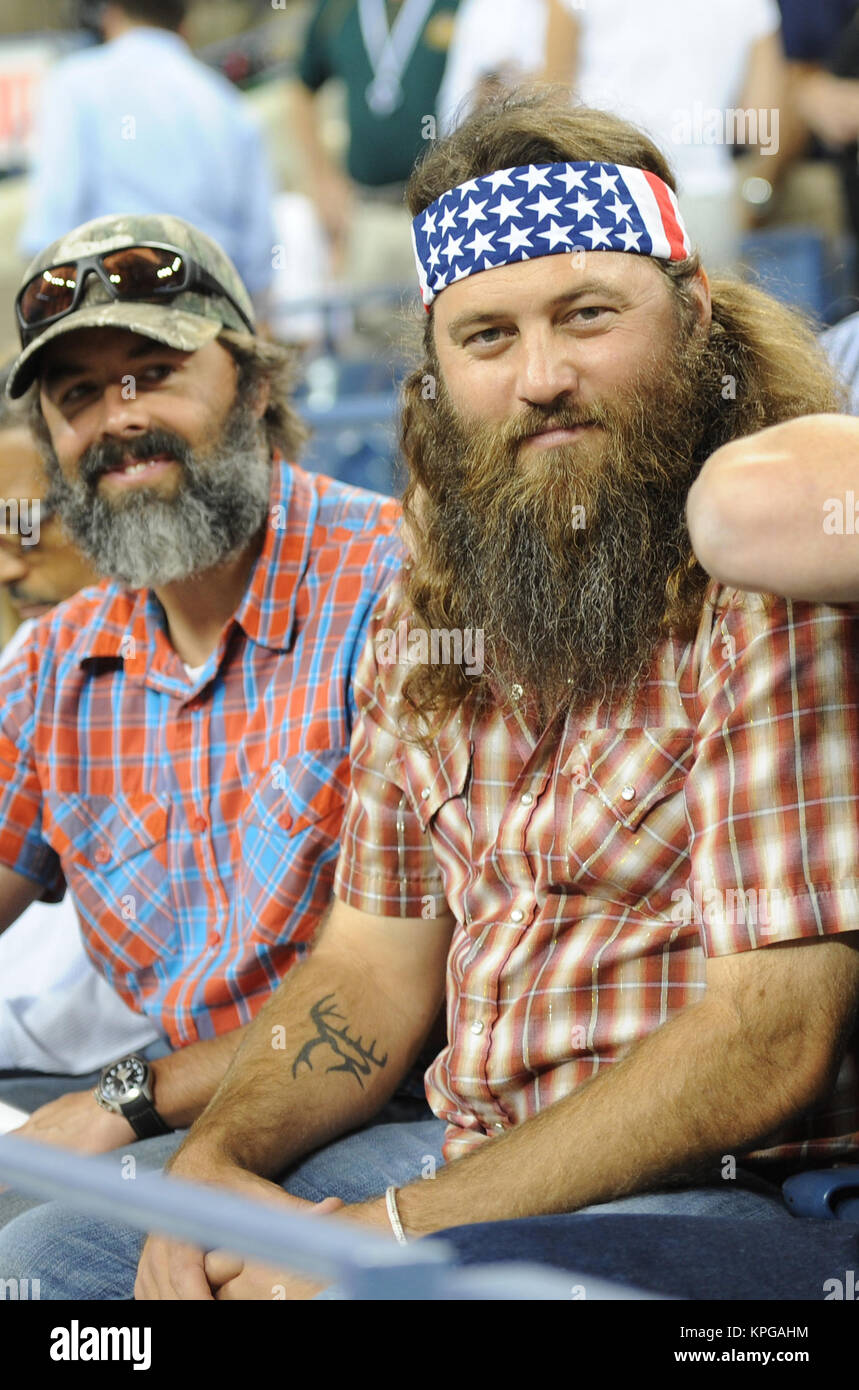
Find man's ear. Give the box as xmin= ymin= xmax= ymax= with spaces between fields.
xmin=689 ymin=267 xmax=712 ymax=331
xmin=251 ymin=378 xmax=271 ymax=421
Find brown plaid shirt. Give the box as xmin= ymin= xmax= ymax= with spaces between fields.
xmin=334 ymin=577 xmax=859 ymax=1166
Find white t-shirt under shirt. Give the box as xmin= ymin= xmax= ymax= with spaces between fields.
xmin=0 ymin=621 xmax=159 ymax=1074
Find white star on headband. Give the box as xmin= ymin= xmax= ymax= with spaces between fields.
xmin=421 ymin=209 xmax=437 ymax=236
xmin=618 ymin=224 xmax=643 ymax=251
xmin=465 ymin=227 xmax=496 ymax=257
xmin=570 ymin=192 xmax=598 ymax=219
xmin=460 ymin=197 xmax=488 ymax=227
xmin=485 ymin=168 xmax=516 ymax=192
xmin=516 ymin=165 xmax=552 ymax=192
xmin=442 ymin=234 xmax=465 ymax=263
xmin=594 ymin=167 xmax=620 ymax=197
xmin=498 ymin=223 xmax=533 ymax=254
xmin=438 ymin=204 xmax=458 ymax=234
xmin=527 ymin=192 xmax=563 ymax=221
xmin=557 ymin=165 xmax=588 ymax=194
xmin=583 ymin=220 xmax=612 ymax=249
xmin=537 ymin=220 xmax=575 ymax=248
xmin=606 ymin=197 xmax=633 ymax=224
xmin=489 ymin=193 xmax=524 ymax=223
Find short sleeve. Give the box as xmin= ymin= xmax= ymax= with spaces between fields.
xmin=334 ymin=583 xmax=447 ymax=917
xmin=685 ymin=589 xmax=859 ymax=956
xmin=297 ymin=0 xmax=333 ymax=92
xmin=0 ymin=641 xmax=63 ymax=899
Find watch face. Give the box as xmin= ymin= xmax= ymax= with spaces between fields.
xmin=101 ymin=1057 xmax=146 ymax=1103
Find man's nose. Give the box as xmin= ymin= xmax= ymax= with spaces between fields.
xmin=515 ymin=329 xmax=581 ymax=407
xmin=95 ymin=380 xmax=152 ymax=438
xmin=0 ymin=547 xmax=28 ymax=587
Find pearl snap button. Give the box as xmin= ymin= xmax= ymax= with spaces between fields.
xmin=621 ymin=785 xmax=636 ymax=801
xmin=470 ymin=1020 xmax=484 ymax=1035
xmin=520 ymin=792 xmax=533 ymax=806
xmin=421 ymin=788 xmax=431 ymax=799
xmin=510 ymin=909 xmax=524 ymax=923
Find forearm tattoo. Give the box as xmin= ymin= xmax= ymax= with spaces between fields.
xmin=292 ymin=993 xmax=388 ymax=1089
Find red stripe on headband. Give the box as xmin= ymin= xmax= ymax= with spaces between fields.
xmin=642 ymin=171 xmax=686 ymax=260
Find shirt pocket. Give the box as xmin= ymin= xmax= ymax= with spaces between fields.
xmin=238 ymin=749 xmax=348 ymax=948
xmin=41 ymin=791 xmax=174 ymax=966
xmin=400 ymin=738 xmax=474 ymax=831
xmin=554 ymin=728 xmax=694 ymax=901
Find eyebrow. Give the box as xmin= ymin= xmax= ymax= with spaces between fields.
xmin=42 ymin=339 xmax=182 ymax=390
xmin=445 ymin=279 xmax=629 ymax=340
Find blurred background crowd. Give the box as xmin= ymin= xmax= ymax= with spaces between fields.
xmin=2 ymin=0 xmax=859 ymax=654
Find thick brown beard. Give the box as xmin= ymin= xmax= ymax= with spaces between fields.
xmin=403 ymin=323 xmax=724 ymax=727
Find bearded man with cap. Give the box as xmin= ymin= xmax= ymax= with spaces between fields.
xmin=2 ymin=90 xmax=859 ymax=1302
xmin=0 ymin=212 xmax=408 ymax=1226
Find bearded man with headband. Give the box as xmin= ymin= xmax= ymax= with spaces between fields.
xmin=2 ymin=90 xmax=858 ymax=1302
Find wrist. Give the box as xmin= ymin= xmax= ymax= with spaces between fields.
xmin=92 ymin=1091 xmax=136 ymax=1144
xmin=344 ymin=1196 xmax=400 ymax=1238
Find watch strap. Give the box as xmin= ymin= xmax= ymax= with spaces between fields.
xmin=118 ymin=1092 xmax=173 ymax=1140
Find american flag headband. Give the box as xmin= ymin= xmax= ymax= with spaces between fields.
xmin=411 ymin=160 xmax=692 ymax=309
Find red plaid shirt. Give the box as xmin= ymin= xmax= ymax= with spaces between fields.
xmin=0 ymin=459 xmax=402 ymax=1046
xmin=335 ymin=578 xmax=859 ymax=1166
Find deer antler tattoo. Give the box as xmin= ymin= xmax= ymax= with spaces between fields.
xmin=292 ymin=993 xmax=388 ymax=1089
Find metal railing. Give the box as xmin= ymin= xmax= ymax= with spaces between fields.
xmin=0 ymin=1135 xmax=655 ymax=1300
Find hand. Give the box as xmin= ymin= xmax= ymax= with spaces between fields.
xmin=134 ymin=1156 xmax=340 ymax=1301
xmin=7 ymin=1090 xmax=134 ymax=1154
xmin=797 ymin=72 xmax=859 ymax=146
xmin=309 ymin=168 xmax=355 ymax=277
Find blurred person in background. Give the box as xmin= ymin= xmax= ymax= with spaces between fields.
xmin=436 ymin=0 xmax=547 ymax=135
xmin=19 ymin=0 xmax=277 ymax=318
xmin=778 ymin=1 xmax=859 ymax=295
xmin=0 ymin=368 xmax=158 ymax=1114
xmin=542 ymin=0 xmax=787 ymax=269
xmin=288 ymin=0 xmax=461 ymax=290
xmin=821 ymin=309 xmax=859 ymax=412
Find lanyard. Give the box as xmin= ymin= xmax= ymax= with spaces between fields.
xmin=358 ymin=0 xmax=436 ymax=115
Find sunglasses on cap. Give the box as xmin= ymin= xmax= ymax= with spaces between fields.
xmin=15 ymin=242 xmax=255 ymax=346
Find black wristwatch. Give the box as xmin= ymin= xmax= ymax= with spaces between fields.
xmin=94 ymin=1055 xmax=173 ymax=1140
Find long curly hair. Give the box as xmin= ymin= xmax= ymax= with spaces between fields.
xmin=397 ymin=87 xmax=843 ymax=732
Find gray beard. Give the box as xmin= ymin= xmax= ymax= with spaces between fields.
xmin=42 ymin=398 xmax=272 ymax=590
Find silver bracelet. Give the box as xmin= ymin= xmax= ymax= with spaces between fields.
xmin=385 ymin=1185 xmax=408 ymax=1245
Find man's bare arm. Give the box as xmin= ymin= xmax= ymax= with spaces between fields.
xmin=168 ymin=898 xmax=455 ymax=1179
xmin=0 ymin=863 xmax=40 ymax=934
xmin=135 ymin=898 xmax=454 ymax=1298
xmin=379 ymin=932 xmax=859 ymax=1235
xmin=687 ymin=415 xmax=859 ymax=601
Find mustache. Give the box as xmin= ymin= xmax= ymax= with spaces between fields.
xmin=75 ymin=428 xmax=193 ymax=488
xmin=504 ymin=402 xmax=604 ymax=443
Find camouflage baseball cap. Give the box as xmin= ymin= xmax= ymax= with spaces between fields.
xmin=5 ymin=212 xmax=256 ymax=399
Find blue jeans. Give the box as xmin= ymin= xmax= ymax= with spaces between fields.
xmin=0 ymin=1106 xmax=793 ymax=1300
xmin=0 ymin=1109 xmax=446 ymax=1299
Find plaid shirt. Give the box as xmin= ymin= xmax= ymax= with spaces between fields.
xmin=335 ymin=578 xmax=859 ymax=1166
xmin=0 ymin=459 xmax=403 ymax=1046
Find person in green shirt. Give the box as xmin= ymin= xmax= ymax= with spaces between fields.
xmin=288 ymin=0 xmax=460 ymax=277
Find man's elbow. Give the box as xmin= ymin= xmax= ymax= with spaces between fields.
xmin=686 ymin=452 xmax=766 ymax=588
xmin=756 ymin=1021 xmax=850 ymax=1121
